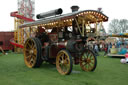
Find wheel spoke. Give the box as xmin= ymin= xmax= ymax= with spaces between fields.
xmin=26 ymin=55 xmax=31 ymax=61
xmin=29 ymin=59 xmax=34 ymax=66
xmin=82 ymin=53 xmax=86 ymax=58
xmin=80 ymin=58 xmax=86 ymax=63
xmin=80 ymin=49 xmax=97 ymax=72
xmin=90 ymin=56 xmax=94 ymax=60
xmin=24 ymin=38 xmax=40 ymax=68
xmin=56 ymin=50 xmax=72 ymax=75
xmin=32 ymin=42 xmax=36 ymax=49
xmin=31 ymin=42 xmax=35 ymax=48
xmin=64 ymin=65 xmax=68 ymax=72
xmin=86 ymin=52 xmax=89 ymax=58
xmin=61 ymin=54 xmax=65 ymax=61
xmin=88 ymin=53 xmax=93 ymax=59
xmin=90 ymin=61 xmax=94 ymax=64
xmin=88 ymin=63 xmax=92 ymax=70
xmin=33 ymin=48 xmax=37 ymax=56
xmin=59 ymin=58 xmax=62 ymax=63
xmin=84 ymin=63 xmax=88 ymax=70
xmin=25 ymin=49 xmax=30 ymax=52
xmin=83 ymin=62 xmax=88 ymax=66
xmin=32 ymin=54 xmax=36 ymax=60
xmin=27 ymin=42 xmax=32 ymax=49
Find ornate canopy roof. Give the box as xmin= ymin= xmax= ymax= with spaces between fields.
xmin=20 ymin=10 xmax=108 ymax=28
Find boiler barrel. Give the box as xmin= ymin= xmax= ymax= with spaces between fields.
xmin=36 ymin=8 xmax=63 ymax=19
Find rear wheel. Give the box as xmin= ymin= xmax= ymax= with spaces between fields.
xmin=56 ymin=50 xmax=73 ymax=75
xmin=24 ymin=37 xmax=43 ymax=68
xmin=80 ymin=49 xmax=97 ymax=71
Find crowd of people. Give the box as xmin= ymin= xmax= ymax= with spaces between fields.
xmin=89 ymin=41 xmax=128 ymax=57
xmin=90 ymin=41 xmax=128 ymax=64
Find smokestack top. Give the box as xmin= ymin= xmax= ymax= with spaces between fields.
xmin=71 ymin=5 xmax=79 ymax=12
xmin=97 ymin=8 xmax=103 ymax=12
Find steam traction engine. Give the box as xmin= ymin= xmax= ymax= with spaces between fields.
xmin=20 ymin=6 xmax=108 ymax=75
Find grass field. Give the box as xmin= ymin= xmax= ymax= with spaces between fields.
xmin=0 ymin=52 xmax=127 ymax=85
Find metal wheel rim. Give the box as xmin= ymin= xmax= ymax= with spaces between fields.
xmin=80 ymin=50 xmax=96 ymax=71
xmin=24 ymin=38 xmax=37 ymax=68
xmin=56 ymin=51 xmax=71 ymax=75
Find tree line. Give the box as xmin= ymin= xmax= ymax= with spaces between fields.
xmin=108 ymin=19 xmax=128 ymax=34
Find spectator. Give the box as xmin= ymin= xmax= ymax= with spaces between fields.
xmin=112 ymin=43 xmax=115 ymax=48
xmin=100 ymin=44 xmax=102 ymax=51
xmin=94 ymin=44 xmax=99 ymax=56
xmin=110 ymin=42 xmax=112 ymax=48
xmin=104 ymin=44 xmax=108 ymax=56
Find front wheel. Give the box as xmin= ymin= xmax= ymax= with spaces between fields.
xmin=80 ymin=49 xmax=97 ymax=71
xmin=24 ymin=37 xmax=43 ymax=68
xmin=56 ymin=50 xmax=73 ymax=75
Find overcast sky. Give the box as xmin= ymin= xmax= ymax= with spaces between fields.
xmin=0 ymin=0 xmax=128 ymax=32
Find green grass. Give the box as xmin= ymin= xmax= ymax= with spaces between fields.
xmin=0 ymin=52 xmax=127 ymax=85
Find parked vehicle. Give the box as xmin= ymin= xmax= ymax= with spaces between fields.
xmin=20 ymin=7 xmax=108 ymax=75
xmin=0 ymin=32 xmax=14 ymax=51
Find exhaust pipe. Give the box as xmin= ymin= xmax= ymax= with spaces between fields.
xmin=36 ymin=8 xmax=63 ymax=19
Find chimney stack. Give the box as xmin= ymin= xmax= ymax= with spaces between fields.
xmin=71 ymin=5 xmax=79 ymax=12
